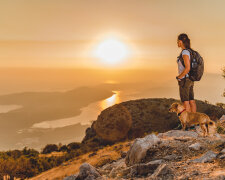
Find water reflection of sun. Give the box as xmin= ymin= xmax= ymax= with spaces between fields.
xmin=100 ymin=91 xmax=120 ymax=110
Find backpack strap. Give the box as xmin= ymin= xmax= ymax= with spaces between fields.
xmin=179 ymin=48 xmax=192 ymax=67
xmin=178 ymin=48 xmax=192 ymax=77
xmin=178 ymin=49 xmax=185 ymax=67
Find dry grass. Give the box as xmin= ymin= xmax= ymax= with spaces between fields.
xmin=39 ymin=151 xmax=66 ymax=158
xmin=29 ymin=141 xmax=132 ymax=180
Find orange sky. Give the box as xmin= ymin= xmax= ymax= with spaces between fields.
xmin=0 ymin=0 xmax=224 ymax=73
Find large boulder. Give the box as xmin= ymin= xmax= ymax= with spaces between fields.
xmin=125 ymin=134 xmax=161 ymax=166
xmin=77 ymin=163 xmax=102 ymax=180
xmin=63 ymin=163 xmax=103 ymax=180
xmin=82 ymin=98 xmax=225 ymax=144
xmin=93 ymin=104 xmax=132 ymax=142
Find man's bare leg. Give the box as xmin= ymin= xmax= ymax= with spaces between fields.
xmin=183 ymin=101 xmax=191 ymax=112
xmin=190 ymin=100 xmax=196 ymax=113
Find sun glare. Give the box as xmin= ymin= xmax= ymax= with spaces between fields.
xmin=94 ymin=37 xmax=129 ymax=65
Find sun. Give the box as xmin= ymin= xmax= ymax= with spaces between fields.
xmin=94 ymin=38 xmax=129 ymax=65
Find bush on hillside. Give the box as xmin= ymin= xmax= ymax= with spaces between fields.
xmin=42 ymin=144 xmax=58 ymax=154
xmin=67 ymin=142 xmax=81 ymax=152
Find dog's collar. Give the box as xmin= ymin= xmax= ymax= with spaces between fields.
xmin=178 ymin=109 xmax=186 ymax=116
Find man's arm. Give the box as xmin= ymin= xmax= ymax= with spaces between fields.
xmin=177 ymin=54 xmax=190 ymax=79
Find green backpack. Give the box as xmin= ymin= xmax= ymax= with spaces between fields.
xmin=178 ymin=48 xmax=204 ymax=81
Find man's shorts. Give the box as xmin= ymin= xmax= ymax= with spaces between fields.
xmin=178 ymin=77 xmax=194 ymax=102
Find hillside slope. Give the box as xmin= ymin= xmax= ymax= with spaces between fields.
xmin=82 ymin=98 xmax=225 ymax=146
xmin=30 ymin=98 xmax=225 ymax=180
xmin=31 ymin=129 xmax=225 ymax=180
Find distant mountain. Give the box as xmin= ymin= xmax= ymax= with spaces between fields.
xmin=0 ymin=85 xmax=114 ymax=150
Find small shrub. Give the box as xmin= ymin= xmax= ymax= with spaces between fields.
xmin=67 ymin=142 xmax=81 ymax=151
xmin=42 ymin=144 xmax=58 ymax=154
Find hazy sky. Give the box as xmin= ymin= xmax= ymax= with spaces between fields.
xmin=0 ymin=0 xmax=224 ymax=72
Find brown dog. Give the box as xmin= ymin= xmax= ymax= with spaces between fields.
xmin=169 ymin=102 xmax=216 ymax=136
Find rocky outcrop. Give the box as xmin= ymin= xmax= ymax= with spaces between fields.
xmin=150 ymin=163 xmax=173 ymax=179
xmin=189 ymin=142 xmax=202 ymax=150
xmin=73 ymin=98 xmax=225 ymax=179
xmin=65 ymin=128 xmax=225 ymax=180
xmin=64 ymin=163 xmax=103 ymax=180
xmin=78 ymin=163 xmax=102 ymax=180
xmin=191 ymin=150 xmax=218 ymax=163
xmin=125 ymin=134 xmax=160 ymax=166
xmin=82 ymin=98 xmax=225 ymax=145
xmin=128 ymin=159 xmax=163 ymax=176
xmin=93 ymin=104 xmax=132 ymax=142
xmin=158 ymin=129 xmax=199 ymax=138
